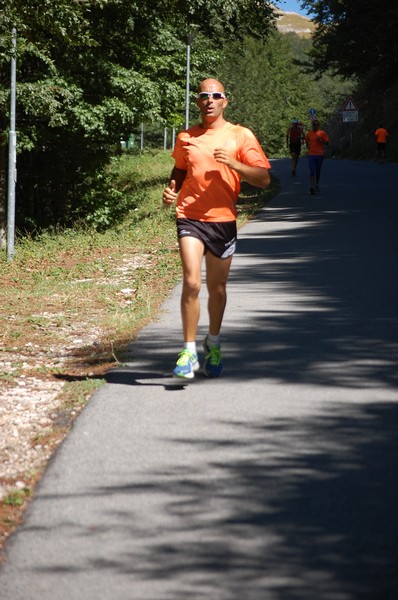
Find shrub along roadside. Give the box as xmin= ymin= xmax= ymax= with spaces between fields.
xmin=0 ymin=149 xmax=278 ymax=553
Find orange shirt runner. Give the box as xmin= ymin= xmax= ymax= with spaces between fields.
xmin=375 ymin=128 xmax=388 ymax=143
xmin=305 ymin=129 xmax=330 ymax=156
xmin=172 ymin=122 xmax=271 ymax=222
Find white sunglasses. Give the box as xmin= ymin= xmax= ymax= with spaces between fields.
xmin=196 ymin=92 xmax=226 ymax=100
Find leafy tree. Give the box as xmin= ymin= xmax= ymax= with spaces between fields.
xmin=217 ymin=31 xmax=337 ymax=156
xmin=302 ymin=0 xmax=398 ymax=85
xmin=298 ymin=0 xmax=398 ymax=158
xmin=0 ymin=0 xmax=276 ymax=236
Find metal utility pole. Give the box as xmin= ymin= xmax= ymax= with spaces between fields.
xmin=7 ymin=27 xmax=17 ymax=262
xmin=185 ymin=34 xmax=194 ymax=130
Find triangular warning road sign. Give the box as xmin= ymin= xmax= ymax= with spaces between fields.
xmin=342 ymin=96 xmax=358 ymax=111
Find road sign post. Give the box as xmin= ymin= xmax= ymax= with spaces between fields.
xmin=342 ymin=112 xmax=358 ymax=123
xmin=342 ymin=96 xmax=359 ymax=123
xmin=341 ymin=96 xmax=359 ymax=146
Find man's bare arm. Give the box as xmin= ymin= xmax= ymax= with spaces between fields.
xmin=162 ymin=167 xmax=187 ymax=206
xmin=213 ymin=148 xmax=270 ymax=189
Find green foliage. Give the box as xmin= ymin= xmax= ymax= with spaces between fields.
xmin=302 ymin=0 xmax=398 ymax=86
xmin=295 ymin=1 xmax=398 ymax=156
xmin=217 ymin=31 xmax=345 ymax=156
xmin=0 ymin=0 xmax=276 ymax=232
xmin=74 ymin=176 xmax=125 ymax=230
xmin=3 ymin=488 xmax=30 ymax=507
xmin=75 ymin=149 xmax=175 ymax=230
xmin=219 ymin=26 xmax=362 ymax=159
xmin=1 ymin=0 xmax=395 ymax=237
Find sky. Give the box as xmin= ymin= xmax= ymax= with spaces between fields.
xmin=274 ymin=1 xmax=310 ymax=17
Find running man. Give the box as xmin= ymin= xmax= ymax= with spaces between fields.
xmin=305 ymin=119 xmax=329 ymax=195
xmin=162 ymin=78 xmax=271 ymax=379
xmin=286 ymin=118 xmax=305 ymax=176
xmin=375 ymin=125 xmax=389 ymax=163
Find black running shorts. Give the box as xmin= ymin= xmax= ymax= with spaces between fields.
xmin=289 ymin=142 xmax=302 ymax=155
xmin=177 ymin=218 xmax=237 ymax=259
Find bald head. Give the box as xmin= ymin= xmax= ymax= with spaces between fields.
xmin=198 ymin=78 xmax=226 ymax=95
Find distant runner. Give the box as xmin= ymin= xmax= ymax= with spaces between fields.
xmin=286 ymin=118 xmax=305 ymax=176
xmin=375 ymin=125 xmax=389 ymax=163
xmin=305 ymin=119 xmax=329 ymax=195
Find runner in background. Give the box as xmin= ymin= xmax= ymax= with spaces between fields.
xmin=286 ymin=118 xmax=305 ymax=176
xmin=375 ymin=125 xmax=389 ymax=163
xmin=305 ymin=119 xmax=330 ymax=195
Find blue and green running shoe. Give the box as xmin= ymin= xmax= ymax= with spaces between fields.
xmin=173 ymin=349 xmax=200 ymax=379
xmin=203 ymin=336 xmax=223 ymax=378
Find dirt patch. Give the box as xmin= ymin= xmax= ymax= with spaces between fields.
xmin=0 ymin=247 xmax=174 ymax=560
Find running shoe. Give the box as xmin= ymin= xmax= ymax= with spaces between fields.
xmin=173 ymin=349 xmax=200 ymax=379
xmin=309 ymin=186 xmax=315 ymax=195
xmin=203 ymin=336 xmax=223 ymax=378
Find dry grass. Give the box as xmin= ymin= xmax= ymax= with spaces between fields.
xmin=0 ymin=149 xmax=278 ymax=556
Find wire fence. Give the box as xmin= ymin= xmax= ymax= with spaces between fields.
xmin=120 ymin=123 xmax=179 ymax=152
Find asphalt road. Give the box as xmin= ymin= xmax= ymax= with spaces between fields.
xmin=1 ymin=158 xmax=398 ymax=600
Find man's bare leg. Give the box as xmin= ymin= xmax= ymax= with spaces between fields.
xmin=201 ymin=251 xmax=232 ymax=377
xmin=205 ymin=251 xmax=233 ymax=336
xmin=179 ymin=236 xmax=205 ymax=342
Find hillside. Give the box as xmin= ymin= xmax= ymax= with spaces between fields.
xmin=272 ymin=4 xmax=316 ymax=38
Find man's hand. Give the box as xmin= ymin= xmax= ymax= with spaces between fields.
xmin=214 ymin=147 xmax=270 ymax=189
xmin=213 ymin=147 xmax=238 ymax=170
xmin=162 ymin=179 xmax=178 ymax=206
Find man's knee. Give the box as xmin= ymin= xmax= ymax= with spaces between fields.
xmin=208 ymin=281 xmax=227 ymax=300
xmin=182 ymin=276 xmax=201 ymax=297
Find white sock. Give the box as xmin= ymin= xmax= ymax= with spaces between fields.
xmin=184 ymin=341 xmax=197 ymax=355
xmin=207 ymin=333 xmax=220 ymax=347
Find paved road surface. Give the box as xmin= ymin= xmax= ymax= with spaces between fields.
xmin=1 ymin=158 xmax=398 ymax=600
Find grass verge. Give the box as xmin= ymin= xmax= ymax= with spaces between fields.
xmin=0 ymin=149 xmax=279 ymax=556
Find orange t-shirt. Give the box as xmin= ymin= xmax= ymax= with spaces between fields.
xmin=305 ymin=129 xmax=329 ymax=155
xmin=172 ymin=122 xmax=271 ymax=222
xmin=375 ymin=128 xmax=388 ymax=143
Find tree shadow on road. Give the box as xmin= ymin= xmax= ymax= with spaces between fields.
xmin=24 ymin=400 xmax=398 ymax=599
xmin=222 ymin=185 xmax=398 ymax=389
xmin=112 ymin=190 xmax=398 ymax=392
